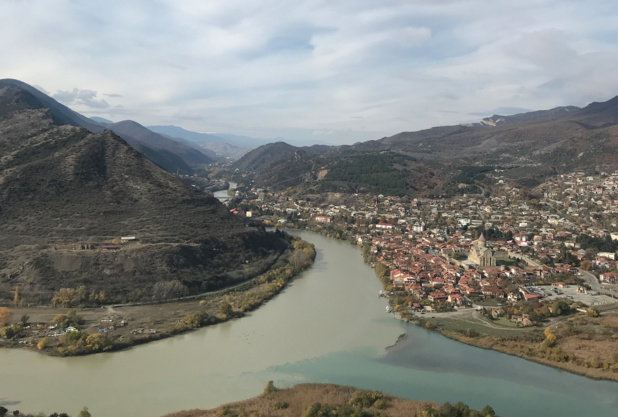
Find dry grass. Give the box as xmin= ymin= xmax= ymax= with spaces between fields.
xmin=440 ymin=309 xmax=618 ymax=381
xmin=161 ymin=384 xmax=438 ymax=417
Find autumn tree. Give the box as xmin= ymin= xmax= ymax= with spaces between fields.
xmin=219 ymin=301 xmax=233 ymax=318
xmin=541 ymin=327 xmax=557 ymax=350
xmin=37 ymin=337 xmax=49 ymax=350
xmin=0 ymin=307 xmax=12 ymax=327
xmin=85 ymin=333 xmax=112 ymax=351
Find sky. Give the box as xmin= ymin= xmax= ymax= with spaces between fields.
xmin=2 ymin=0 xmax=618 ymax=145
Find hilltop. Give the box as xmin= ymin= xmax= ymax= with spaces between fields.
xmin=0 ymin=83 xmax=292 ymax=305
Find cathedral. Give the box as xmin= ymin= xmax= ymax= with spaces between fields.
xmin=468 ymin=234 xmax=496 ymax=267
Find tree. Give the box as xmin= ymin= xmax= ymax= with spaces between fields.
xmin=0 ymin=307 xmax=12 ymax=327
xmin=152 ymin=280 xmax=188 ymax=301
xmin=37 ymin=337 xmax=49 ymax=350
xmin=263 ymin=380 xmax=278 ymax=394
xmin=20 ymin=314 xmax=29 ymax=326
xmin=78 ymin=406 xmax=92 ymax=417
xmin=219 ymin=301 xmax=233 ymax=318
xmin=86 ymin=333 xmax=112 ymax=351
xmin=481 ymin=405 xmax=496 ymax=416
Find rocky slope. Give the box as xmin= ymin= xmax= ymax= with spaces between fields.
xmin=0 ymin=85 xmax=291 ymax=305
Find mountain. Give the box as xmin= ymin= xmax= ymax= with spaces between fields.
xmin=0 ymin=79 xmax=212 ymax=175
xmin=90 ymin=116 xmax=113 ymax=124
xmin=106 ymin=120 xmax=214 ymax=174
xmin=232 ymin=142 xmax=323 ymax=189
xmin=0 ymin=84 xmax=292 ymax=305
xmin=373 ymin=96 xmax=618 ymax=169
xmin=148 ymin=125 xmax=268 ymax=160
xmin=234 ymin=95 xmax=618 ymax=194
xmin=0 ymin=78 xmax=105 ymax=133
xmin=232 ymin=141 xmax=440 ymax=195
xmin=475 ymin=106 xmax=580 ymax=127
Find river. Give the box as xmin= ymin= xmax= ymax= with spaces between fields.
xmin=212 ymin=182 xmax=237 ymax=202
xmin=0 ymin=231 xmax=616 ymax=417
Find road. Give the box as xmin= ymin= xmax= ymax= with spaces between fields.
xmin=578 ymin=268 xmax=618 ymax=298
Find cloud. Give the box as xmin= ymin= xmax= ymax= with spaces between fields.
xmin=53 ymin=88 xmax=110 ymax=109
xmin=1 ymin=0 xmax=617 ymax=144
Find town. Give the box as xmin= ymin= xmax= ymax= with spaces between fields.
xmin=219 ymin=169 xmax=618 ymax=378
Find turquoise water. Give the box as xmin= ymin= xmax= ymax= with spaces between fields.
xmin=0 ymin=231 xmax=615 ymax=416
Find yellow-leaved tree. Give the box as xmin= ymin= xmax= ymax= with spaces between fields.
xmin=0 ymin=307 xmax=12 ymax=327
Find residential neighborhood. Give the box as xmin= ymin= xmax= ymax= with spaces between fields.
xmin=223 ymin=169 xmax=618 ymax=324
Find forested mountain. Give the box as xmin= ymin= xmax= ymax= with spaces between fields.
xmin=234 ymin=95 xmax=618 ymax=195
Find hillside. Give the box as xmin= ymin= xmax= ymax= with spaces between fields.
xmin=0 ymin=90 xmax=292 ymax=305
xmin=233 ymin=142 xmax=323 ymax=189
xmin=233 ymin=95 xmax=618 ymax=195
xmin=107 ymin=120 xmax=214 ymax=174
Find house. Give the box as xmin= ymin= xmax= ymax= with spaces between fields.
xmin=600 ymin=272 xmax=618 ymax=284
xmin=448 ymin=293 xmax=464 ymax=306
xmin=511 ymin=313 xmax=533 ymax=326
xmin=315 ymin=215 xmax=333 ymax=223
xmin=428 ymin=290 xmax=448 ymax=302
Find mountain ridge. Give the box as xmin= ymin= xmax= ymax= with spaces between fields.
xmin=0 ymin=79 xmax=213 ymax=175
xmin=234 ymin=94 xmax=618 ymax=194
xmin=0 ymin=86 xmax=292 ymax=305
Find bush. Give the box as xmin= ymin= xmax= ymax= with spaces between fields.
xmin=37 ymin=337 xmax=49 ymax=350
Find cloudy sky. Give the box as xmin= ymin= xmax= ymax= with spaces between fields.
xmin=2 ymin=0 xmax=618 ymax=145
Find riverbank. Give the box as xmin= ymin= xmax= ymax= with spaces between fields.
xmin=402 ymin=305 xmax=618 ymax=382
xmin=283 ymin=224 xmax=618 ymax=383
xmin=0 ymin=236 xmax=316 ymax=356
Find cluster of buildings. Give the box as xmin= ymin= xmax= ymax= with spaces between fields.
xmin=224 ymin=170 xmax=618 ymax=312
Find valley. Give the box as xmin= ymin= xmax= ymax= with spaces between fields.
xmin=1 ymin=79 xmax=618 ymax=417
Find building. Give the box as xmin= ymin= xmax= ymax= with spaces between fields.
xmin=468 ymin=234 xmax=496 ymax=267
xmin=315 ymin=215 xmax=333 ymax=223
